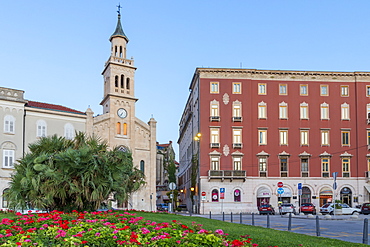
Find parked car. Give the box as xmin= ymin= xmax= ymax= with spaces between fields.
xmin=156 ymin=203 xmax=169 ymax=211
xmin=16 ymin=207 xmax=47 ymax=214
xmin=300 ymin=202 xmax=316 ymax=215
xmin=279 ymin=203 xmax=296 ymax=214
xmin=320 ymin=203 xmax=360 ymax=215
xmin=258 ymin=204 xmax=275 ymax=215
xmin=360 ymin=203 xmax=370 ymax=215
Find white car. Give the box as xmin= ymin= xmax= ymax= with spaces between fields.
xmin=320 ymin=203 xmax=360 ymax=215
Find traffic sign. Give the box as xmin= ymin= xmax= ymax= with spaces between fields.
xmin=298 ymin=189 xmax=302 ymax=195
xmin=168 ymin=182 xmax=176 ymax=190
xmin=201 ymin=191 xmax=206 ymax=196
xmin=298 ymin=183 xmax=302 ymax=190
xmin=277 ymin=187 xmax=284 ymax=194
xmin=277 ymin=182 xmax=283 ymax=188
xmin=220 ymin=188 xmax=225 ymax=193
xmin=220 ymin=193 xmax=225 ymax=199
xmin=201 ymin=196 xmax=206 ymax=201
xmin=332 ymin=172 xmax=338 ymax=181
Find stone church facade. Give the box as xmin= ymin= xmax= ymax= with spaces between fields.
xmin=0 ymin=12 xmax=156 ymax=211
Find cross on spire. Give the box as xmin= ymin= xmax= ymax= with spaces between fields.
xmin=117 ymin=3 xmax=122 ymax=15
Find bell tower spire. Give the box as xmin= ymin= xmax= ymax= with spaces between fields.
xmin=101 ymin=5 xmax=137 ymax=114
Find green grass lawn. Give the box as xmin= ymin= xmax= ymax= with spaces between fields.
xmin=132 ymin=211 xmax=368 ymax=247
xmin=0 ymin=211 xmax=366 ymax=247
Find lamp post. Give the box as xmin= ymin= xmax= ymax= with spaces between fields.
xmin=193 ymin=133 xmax=201 ymax=214
xmin=190 ymin=186 xmax=195 ymax=215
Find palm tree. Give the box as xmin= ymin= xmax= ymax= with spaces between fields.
xmin=6 ymin=132 xmax=145 ymax=212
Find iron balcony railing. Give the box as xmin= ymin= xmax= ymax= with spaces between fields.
xmin=208 ymin=170 xmax=246 ymax=181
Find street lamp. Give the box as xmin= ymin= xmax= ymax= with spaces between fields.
xmin=194 ymin=133 xmax=201 ymax=141
xmin=190 ymin=187 xmax=195 ymax=215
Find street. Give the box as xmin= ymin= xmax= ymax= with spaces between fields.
xmin=190 ymin=213 xmax=370 ymax=245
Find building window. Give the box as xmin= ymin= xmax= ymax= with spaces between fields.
xmin=115 ymin=75 xmax=119 ymax=87
xmin=300 ymin=130 xmax=309 ymax=146
xmin=258 ymin=102 xmax=267 ymax=119
xmin=211 ymin=157 xmax=220 ymax=170
xmin=116 ymin=122 xmax=121 ymax=135
xmin=64 ymin=123 xmax=75 ymax=139
xmin=342 ymin=131 xmax=350 ymax=146
xmin=258 ymin=83 xmax=266 ymax=95
xmin=341 ymin=85 xmax=349 ymax=96
xmin=321 ymin=130 xmax=330 ymax=146
xmin=233 ymin=157 xmax=242 ymax=170
xmin=258 ymin=130 xmax=267 ymax=145
xmin=300 ymin=102 xmax=309 ymax=119
xmin=300 ymin=84 xmax=308 ymax=96
xmin=259 ymin=157 xmax=267 ymax=177
xmin=123 ymin=123 xmax=127 ymax=135
xmin=232 ymin=101 xmax=242 ymax=121
xmin=126 ymin=78 xmax=130 ymax=90
xmin=233 ymin=129 xmax=242 ymax=148
xmin=234 ymin=189 xmax=241 ymax=202
xmin=210 ymin=82 xmax=219 ymax=94
xmin=321 ymin=85 xmax=329 ymax=96
xmin=2 ymin=189 xmax=8 ymax=208
xmin=4 ymin=115 xmax=15 ymax=134
xmin=280 ymin=157 xmax=288 ymax=177
xmin=367 ymin=104 xmax=370 ymax=120
xmin=320 ymin=102 xmax=329 ymax=120
xmin=367 ymin=86 xmax=370 ymax=97
xmin=322 ymin=158 xmax=330 ymax=177
xmin=36 ymin=120 xmax=47 ymax=137
xmin=210 ymin=101 xmax=220 ymax=121
xmin=279 ymin=130 xmax=288 ymax=145
xmin=3 ymin=150 xmax=14 ymax=168
xmin=341 ymin=103 xmax=350 ymax=120
xmin=210 ymin=128 xmax=220 ymax=148
xmin=120 ymin=75 xmax=124 ymax=88
xmin=279 ymin=84 xmax=287 ymax=95
xmin=233 ymin=82 xmax=241 ymax=94
xmin=301 ymin=158 xmax=309 ymax=177
xmin=342 ymin=158 xmax=350 ymax=177
xmin=279 ymin=102 xmax=288 ymax=119
xmin=212 ymin=189 xmax=219 ymax=202
xmin=140 ymin=160 xmax=145 ymax=173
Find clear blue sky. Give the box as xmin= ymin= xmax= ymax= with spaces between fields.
xmin=1 ymin=1 xmax=370 ymax=157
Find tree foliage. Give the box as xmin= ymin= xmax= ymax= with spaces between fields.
xmin=6 ymin=132 xmax=145 ymax=212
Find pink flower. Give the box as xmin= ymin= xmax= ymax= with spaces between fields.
xmin=215 ymin=229 xmax=224 ymax=235
xmin=95 ymin=232 xmax=101 ymax=236
xmin=113 ymin=235 xmax=117 ymax=239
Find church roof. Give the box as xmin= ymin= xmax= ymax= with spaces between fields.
xmin=26 ymin=101 xmax=85 ymax=115
xmin=110 ymin=14 xmax=129 ymax=42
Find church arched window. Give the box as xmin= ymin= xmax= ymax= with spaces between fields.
xmin=120 ymin=75 xmax=124 ymax=88
xmin=140 ymin=160 xmax=145 ymax=173
xmin=123 ymin=123 xmax=127 ymax=135
xmin=115 ymin=76 xmax=119 ymax=87
xmin=126 ymin=78 xmax=130 ymax=90
xmin=116 ymin=122 xmax=121 ymax=135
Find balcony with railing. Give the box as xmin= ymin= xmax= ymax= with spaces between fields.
xmin=208 ymin=170 xmax=247 ymax=181
xmin=232 ymin=116 xmax=242 ymax=122
xmin=210 ymin=116 xmax=220 ymax=121
xmin=210 ymin=143 xmax=220 ymax=148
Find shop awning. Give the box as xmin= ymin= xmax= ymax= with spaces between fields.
xmin=364 ymin=185 xmax=370 ymax=194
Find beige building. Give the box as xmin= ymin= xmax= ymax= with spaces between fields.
xmin=0 ymin=12 xmax=157 ymax=211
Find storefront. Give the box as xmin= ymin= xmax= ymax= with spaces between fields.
xmin=319 ymin=187 xmax=333 ymax=206
xmin=279 ymin=187 xmax=292 ymax=203
xmin=256 ymin=187 xmax=271 ymax=207
xmin=301 ymin=187 xmax=312 ymax=203
xmin=340 ymin=187 xmax=352 ymax=206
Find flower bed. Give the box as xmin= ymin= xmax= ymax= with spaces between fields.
xmin=0 ymin=210 xmax=256 ymax=246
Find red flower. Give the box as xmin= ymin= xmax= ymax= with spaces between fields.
xmin=231 ymin=239 xmax=244 ymax=246
xmin=16 ymin=242 xmax=21 ymax=246
xmin=82 ymin=241 xmax=88 ymax=244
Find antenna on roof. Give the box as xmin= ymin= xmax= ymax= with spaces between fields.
xmin=240 ymin=62 xmax=242 ymax=68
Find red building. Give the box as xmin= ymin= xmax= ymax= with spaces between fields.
xmin=178 ymin=68 xmax=370 ymax=214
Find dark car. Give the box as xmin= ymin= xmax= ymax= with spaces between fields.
xmin=258 ymin=204 xmax=275 ymax=215
xmin=300 ymin=202 xmax=316 ymax=215
xmin=361 ymin=203 xmax=370 ymax=215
